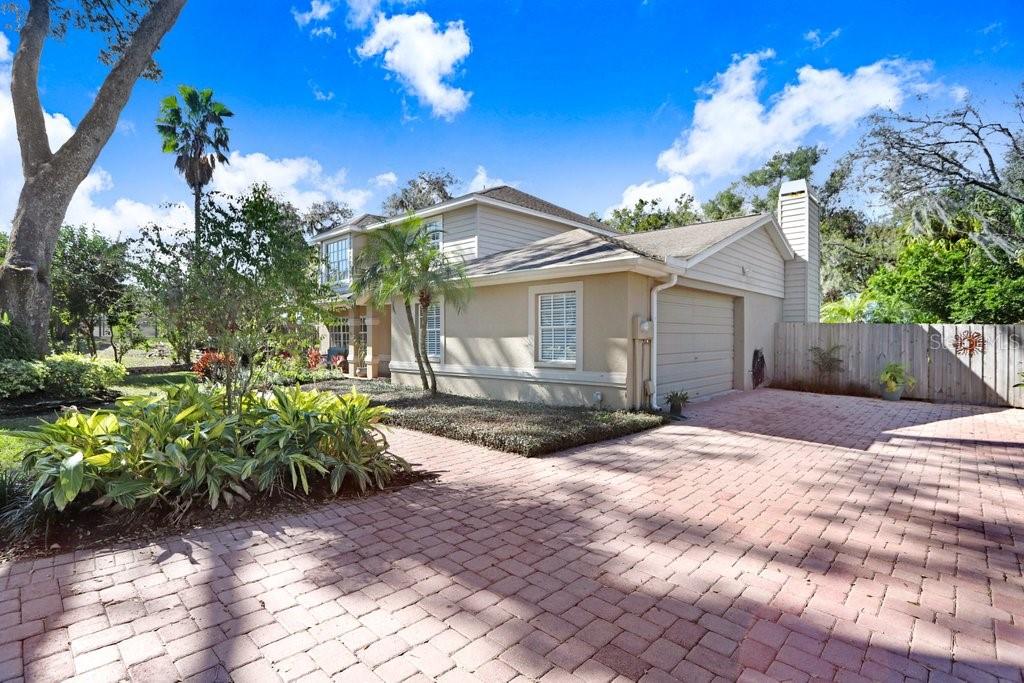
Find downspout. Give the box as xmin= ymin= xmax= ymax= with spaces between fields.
xmin=649 ymin=273 xmax=679 ymax=410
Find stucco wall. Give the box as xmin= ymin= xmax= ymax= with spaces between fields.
xmin=391 ymin=272 xmax=636 ymax=408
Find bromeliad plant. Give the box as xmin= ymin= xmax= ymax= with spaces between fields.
xmin=13 ymin=382 xmax=409 ymax=523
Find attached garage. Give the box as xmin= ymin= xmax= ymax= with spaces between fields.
xmin=657 ymin=286 xmax=735 ymax=400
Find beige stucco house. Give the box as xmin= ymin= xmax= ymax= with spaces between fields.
xmin=313 ymin=180 xmax=820 ymax=411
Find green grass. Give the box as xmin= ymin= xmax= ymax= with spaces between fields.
xmin=314 ymin=379 xmax=667 ymax=457
xmin=0 ymin=370 xmax=192 ymax=472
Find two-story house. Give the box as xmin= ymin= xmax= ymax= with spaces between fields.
xmin=312 ymin=181 xmax=819 ymax=410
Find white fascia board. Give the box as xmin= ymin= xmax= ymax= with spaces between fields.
xmin=469 ymin=255 xmax=665 ymax=287
xmin=677 ymin=214 xmax=794 ymax=269
xmin=320 ymin=194 xmax=616 ymax=240
xmin=311 ymin=225 xmax=365 ymax=244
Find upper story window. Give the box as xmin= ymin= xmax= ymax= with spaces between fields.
xmin=323 ymin=237 xmax=351 ymax=284
xmin=424 ymin=217 xmax=443 ymax=250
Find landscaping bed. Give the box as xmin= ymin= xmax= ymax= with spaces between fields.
xmin=0 ymin=468 xmax=434 ymax=563
xmin=310 ymin=379 xmax=667 ymax=457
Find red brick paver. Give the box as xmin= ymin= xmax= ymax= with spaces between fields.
xmin=1 ymin=389 xmax=1022 ymax=682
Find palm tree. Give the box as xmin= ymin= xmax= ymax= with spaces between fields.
xmin=820 ymin=293 xmax=871 ymax=323
xmin=409 ymin=244 xmax=472 ymax=396
xmin=156 ymin=85 xmax=234 ymax=244
xmin=352 ymin=219 xmax=433 ymax=390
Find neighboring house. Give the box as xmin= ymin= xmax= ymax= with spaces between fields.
xmin=312 ymin=180 xmax=820 ymax=410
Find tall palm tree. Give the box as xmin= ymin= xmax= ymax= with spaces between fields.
xmin=410 ymin=245 xmax=471 ymax=396
xmin=352 ymin=219 xmax=433 ymax=390
xmin=156 ymin=85 xmax=233 ymax=244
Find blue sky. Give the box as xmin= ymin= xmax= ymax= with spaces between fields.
xmin=1 ymin=0 xmax=1022 ymax=237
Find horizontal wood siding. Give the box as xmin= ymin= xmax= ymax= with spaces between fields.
xmin=476 ymin=205 xmax=572 ymax=257
xmin=440 ymin=206 xmax=478 ymax=260
xmin=773 ymin=322 xmax=1024 ymax=407
xmin=658 ymin=287 xmax=735 ymax=400
xmin=687 ymin=226 xmax=786 ymax=298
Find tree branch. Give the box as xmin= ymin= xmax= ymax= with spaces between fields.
xmin=53 ymin=0 xmax=187 ymax=180
xmin=11 ymin=0 xmax=53 ymax=176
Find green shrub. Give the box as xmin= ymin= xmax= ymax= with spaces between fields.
xmin=0 ymin=312 xmax=35 ymax=361
xmin=0 ymin=469 xmax=48 ymax=543
xmin=0 ymin=354 xmax=127 ymax=401
xmin=0 ymin=360 xmax=48 ymax=399
xmin=42 ymin=353 xmax=127 ymax=398
xmin=14 ymin=382 xmax=407 ymax=520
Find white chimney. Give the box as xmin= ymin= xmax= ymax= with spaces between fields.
xmin=778 ymin=179 xmax=821 ymax=322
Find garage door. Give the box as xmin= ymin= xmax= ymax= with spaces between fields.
xmin=657 ymin=287 xmax=735 ymax=400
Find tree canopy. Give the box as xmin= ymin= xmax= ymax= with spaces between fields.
xmin=382 ymin=170 xmax=459 ymax=216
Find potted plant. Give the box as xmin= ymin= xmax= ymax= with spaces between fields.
xmin=879 ymin=362 xmax=916 ymax=401
xmin=353 ymin=336 xmax=367 ymax=378
xmin=665 ymin=390 xmax=689 ymax=417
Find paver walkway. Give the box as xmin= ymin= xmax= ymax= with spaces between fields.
xmin=2 ymin=389 xmax=1023 ymax=682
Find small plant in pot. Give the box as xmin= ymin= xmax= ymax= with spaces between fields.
xmin=879 ymin=362 xmax=916 ymax=401
xmin=665 ymin=390 xmax=689 ymax=418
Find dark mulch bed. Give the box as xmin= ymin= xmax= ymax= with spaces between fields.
xmin=307 ymin=379 xmax=667 ymax=457
xmin=1 ymin=469 xmax=437 ymax=564
xmin=127 ymin=363 xmax=190 ymax=375
xmin=0 ymin=390 xmax=122 ymax=418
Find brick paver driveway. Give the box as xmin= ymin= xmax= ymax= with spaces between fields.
xmin=2 ymin=389 xmax=1023 ymax=683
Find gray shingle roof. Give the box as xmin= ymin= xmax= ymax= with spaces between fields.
xmin=615 ymin=213 xmax=769 ymax=260
xmin=465 ymin=186 xmax=608 ymax=230
xmin=465 ymin=229 xmax=645 ymax=277
xmin=464 ymin=213 xmax=774 ymax=278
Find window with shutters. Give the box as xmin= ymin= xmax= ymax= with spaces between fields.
xmin=424 ymin=303 xmax=442 ymax=360
xmin=536 ymin=292 xmax=577 ymax=364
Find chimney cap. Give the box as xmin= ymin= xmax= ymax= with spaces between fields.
xmin=779 ymin=178 xmax=818 ymax=202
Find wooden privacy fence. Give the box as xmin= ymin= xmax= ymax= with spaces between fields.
xmin=773 ymin=323 xmax=1024 ymax=408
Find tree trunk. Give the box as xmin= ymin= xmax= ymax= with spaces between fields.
xmin=0 ymin=0 xmax=187 ymax=355
xmin=418 ymin=303 xmax=438 ymax=396
xmin=0 ymin=176 xmax=71 ymax=357
xmin=403 ymin=300 xmax=428 ymax=390
xmin=193 ymin=187 xmax=202 ymax=246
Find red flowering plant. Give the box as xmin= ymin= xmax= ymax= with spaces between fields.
xmin=192 ymin=351 xmax=235 ymax=383
xmin=307 ymin=347 xmax=323 ymax=369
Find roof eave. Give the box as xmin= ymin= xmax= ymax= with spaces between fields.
xmin=468 ymin=255 xmax=668 ymax=287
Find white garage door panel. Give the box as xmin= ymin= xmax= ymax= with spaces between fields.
xmin=657 ymin=288 xmax=735 ymax=400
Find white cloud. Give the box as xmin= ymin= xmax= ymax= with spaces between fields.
xmin=64 ymin=169 xmax=191 ymax=240
xmin=467 ymin=165 xmax=512 ymax=192
xmin=211 ymin=151 xmax=373 ymax=212
xmin=657 ymin=50 xmax=931 ymax=180
xmin=0 ymin=33 xmax=11 ymax=62
xmin=803 ymin=28 xmax=841 ymax=49
xmin=346 ymin=0 xmax=380 ymax=27
xmin=309 ymin=82 xmax=335 ymax=101
xmin=612 ymin=50 xmax=935 ymax=214
xmin=950 ymin=85 xmax=970 ymax=102
xmin=372 ymin=171 xmax=398 ymax=187
xmin=292 ymin=0 xmax=335 ymax=27
xmin=604 ymin=175 xmax=696 ymax=217
xmin=311 ymin=26 xmax=336 ymax=39
xmin=357 ymin=12 xmax=472 ymax=120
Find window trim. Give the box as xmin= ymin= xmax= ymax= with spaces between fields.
xmin=323 ymin=236 xmax=352 ymax=284
xmin=528 ymin=282 xmax=582 ymax=371
xmin=417 ymin=299 xmax=444 ymax=363
xmin=424 ymin=216 xmax=443 ymax=251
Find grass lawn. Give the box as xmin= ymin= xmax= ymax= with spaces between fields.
xmin=312 ymin=378 xmax=666 ymax=457
xmin=0 ymin=370 xmax=192 ymax=472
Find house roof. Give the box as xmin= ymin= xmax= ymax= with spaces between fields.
xmin=615 ymin=213 xmax=770 ymax=260
xmin=464 ymin=213 xmax=786 ymax=280
xmin=465 ymin=186 xmax=608 ymax=231
xmin=312 ymin=185 xmax=610 ymax=242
